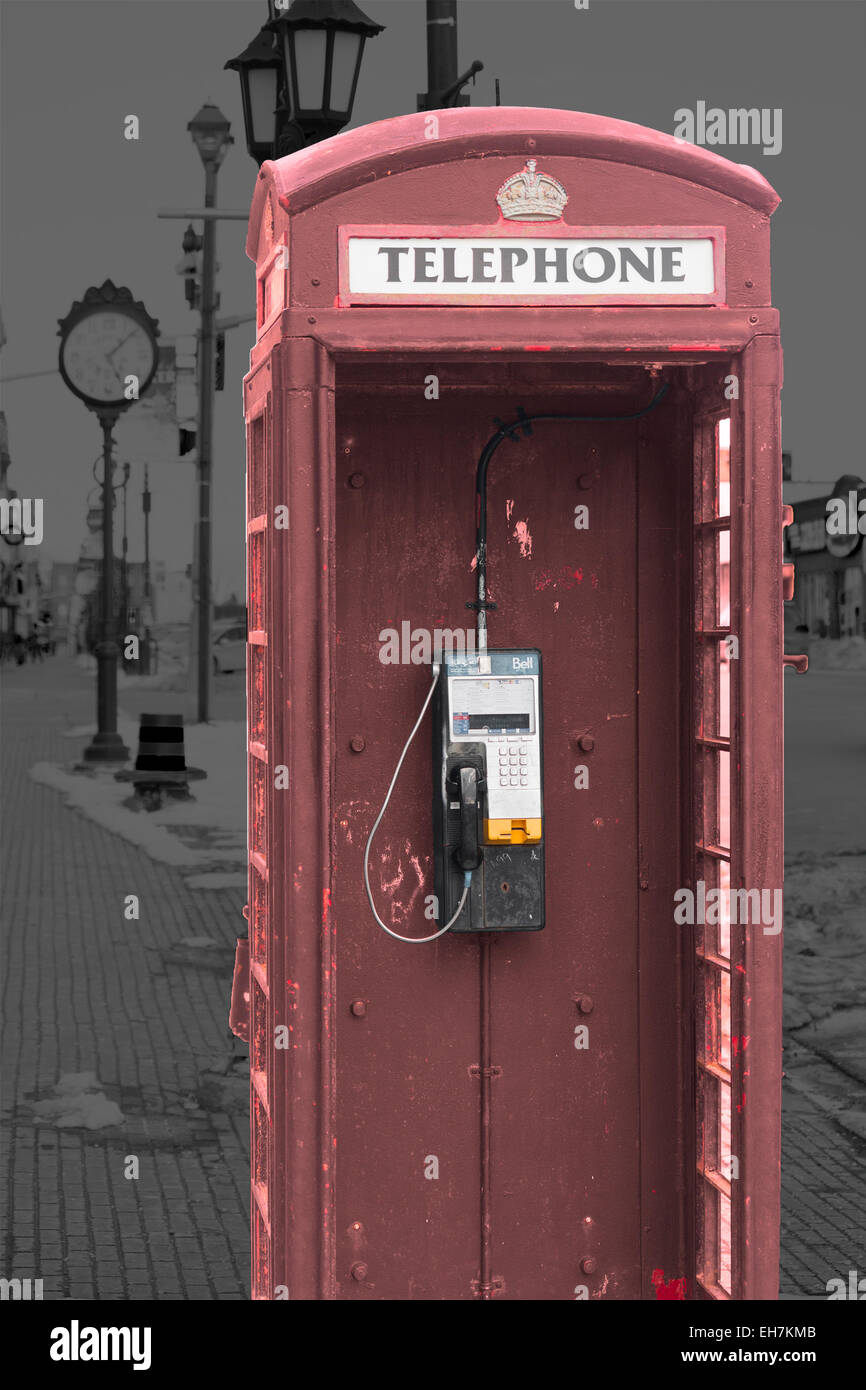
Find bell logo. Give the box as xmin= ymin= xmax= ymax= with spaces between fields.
xmin=512 ymin=656 xmax=534 ymax=672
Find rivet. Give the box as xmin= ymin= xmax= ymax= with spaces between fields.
xmin=349 ymin=472 xmax=366 ymax=489
xmin=307 ymin=315 xmax=317 ymax=324
xmin=581 ymin=1257 xmax=597 ymax=1275
xmin=578 ymin=735 xmax=594 ymax=752
xmin=744 ymin=279 xmax=754 ymax=288
xmin=311 ymin=277 xmax=321 ymax=286
xmin=350 ymin=1262 xmax=368 ymax=1281
xmin=640 ymin=879 xmax=650 ymax=891
xmin=574 ymin=995 xmax=594 ymax=1014
xmin=749 ymin=314 xmax=759 ymax=324
xmin=526 ymin=137 xmax=536 ymax=149
xmin=350 ymin=736 xmax=366 ymax=753
xmin=350 ymin=999 xmax=367 ymax=1017
xmin=577 ymin=473 xmax=593 ymax=490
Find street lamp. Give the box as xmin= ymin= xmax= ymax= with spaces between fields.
xmin=224 ymin=27 xmax=283 ymax=167
xmin=186 ymin=103 xmax=233 ymax=724
xmin=227 ymin=0 xmax=384 ymax=163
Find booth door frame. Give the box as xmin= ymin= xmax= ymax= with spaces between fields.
xmin=244 ymin=308 xmax=783 ymax=1300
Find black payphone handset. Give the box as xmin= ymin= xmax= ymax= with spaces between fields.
xmin=363 ymin=382 xmax=669 ymax=942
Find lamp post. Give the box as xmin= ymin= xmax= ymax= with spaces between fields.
xmin=225 ymin=0 xmax=384 ymax=162
xmin=418 ymin=1 xmax=483 ymax=112
xmin=57 ymin=282 xmax=159 ymax=763
xmin=187 ymin=103 xmax=233 ymax=724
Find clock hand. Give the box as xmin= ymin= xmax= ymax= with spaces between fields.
xmin=106 ymin=328 xmax=138 ymax=361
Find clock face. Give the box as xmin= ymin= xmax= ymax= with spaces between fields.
xmin=60 ymin=310 xmax=157 ymax=405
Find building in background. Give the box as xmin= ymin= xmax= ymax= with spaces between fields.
xmin=784 ymin=481 xmax=866 ymax=639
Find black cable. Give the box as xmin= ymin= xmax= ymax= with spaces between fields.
xmin=471 ymin=383 xmax=670 ymax=648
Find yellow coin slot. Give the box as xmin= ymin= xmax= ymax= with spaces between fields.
xmin=484 ymin=817 xmax=542 ymax=846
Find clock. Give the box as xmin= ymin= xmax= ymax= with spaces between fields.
xmin=58 ymin=282 xmax=160 ymax=411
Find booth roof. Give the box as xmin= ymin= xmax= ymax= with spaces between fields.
xmin=246 ymin=107 xmax=780 ymax=260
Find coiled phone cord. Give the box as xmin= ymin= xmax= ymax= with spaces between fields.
xmin=364 ymin=663 xmax=472 ymax=943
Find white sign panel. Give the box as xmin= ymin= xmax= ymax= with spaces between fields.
xmin=340 ymin=228 xmax=723 ymax=306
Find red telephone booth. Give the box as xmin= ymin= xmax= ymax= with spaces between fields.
xmin=236 ymin=108 xmax=800 ymax=1300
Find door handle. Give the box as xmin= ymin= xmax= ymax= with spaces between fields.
xmin=783 ymin=653 xmax=808 ymax=673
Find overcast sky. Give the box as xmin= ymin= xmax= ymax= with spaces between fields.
xmin=1 ymin=0 xmax=864 ymax=595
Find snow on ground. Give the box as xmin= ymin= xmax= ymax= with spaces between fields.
xmin=32 ymin=1072 xmax=124 ymax=1131
xmin=31 ymin=714 xmax=246 ymax=869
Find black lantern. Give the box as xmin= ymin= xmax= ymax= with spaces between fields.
xmin=267 ymin=0 xmax=384 ymax=151
xmin=224 ymin=27 xmax=283 ymax=167
xmin=187 ymin=103 xmax=234 ymax=170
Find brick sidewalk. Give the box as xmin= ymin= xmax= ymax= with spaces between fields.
xmin=780 ymin=1042 xmax=866 ymax=1300
xmin=1 ymin=660 xmax=249 ymax=1300
xmin=2 ymin=658 xmax=864 ymax=1302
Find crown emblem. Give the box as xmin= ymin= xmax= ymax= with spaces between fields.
xmin=495 ymin=159 xmax=568 ymax=222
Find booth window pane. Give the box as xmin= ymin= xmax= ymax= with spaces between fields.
xmin=716 ymin=418 xmax=731 ymax=518
xmin=248 ymin=530 xmax=264 ymax=630
xmin=719 ymin=1192 xmax=732 ymax=1294
xmin=720 ymin=971 xmax=731 ymax=1068
xmin=695 ymin=528 xmax=731 ymax=631
xmin=696 ymin=640 xmax=731 ymax=742
xmin=251 ymin=865 xmax=267 ymax=968
xmin=717 ymin=750 xmax=730 ymax=852
xmin=718 ymin=529 xmax=730 ymax=626
xmin=248 ymin=412 xmax=267 ymax=519
xmin=719 ymin=641 xmax=730 ymax=738
xmin=719 ymin=860 xmax=731 ymax=958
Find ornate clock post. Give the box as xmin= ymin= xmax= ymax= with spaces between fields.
xmin=58 ymin=281 xmax=159 ymax=762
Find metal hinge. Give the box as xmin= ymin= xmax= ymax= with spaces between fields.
xmin=468 ymin=1064 xmax=502 ymax=1079
xmin=471 ymin=1275 xmax=505 ymax=1297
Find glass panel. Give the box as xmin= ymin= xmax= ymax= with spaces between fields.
xmin=251 ymin=977 xmax=268 ymax=1075
xmin=720 ymin=971 xmax=731 ymax=1068
xmin=698 ymin=1070 xmax=720 ymax=1177
xmin=696 ymin=640 xmax=731 ymax=741
xmin=248 ymin=531 xmax=264 ymax=630
xmin=248 ymin=66 xmax=278 ymax=145
xmin=718 ymin=749 xmax=730 ymax=851
xmin=716 ymin=418 xmax=731 ymax=518
xmin=696 ymin=530 xmax=731 ymax=630
xmin=719 ymin=1188 xmax=732 ymax=1294
xmin=250 ymin=757 xmax=267 ymax=858
xmin=248 ymin=413 xmax=266 ymax=518
xmin=251 ymin=865 xmax=267 ymax=967
xmin=292 ymin=30 xmax=327 ymax=110
xmin=328 ymin=30 xmax=361 ymax=114
xmin=719 ymin=859 xmax=731 ymax=958
xmin=718 ymin=529 xmax=730 ymax=626
xmin=699 ymin=746 xmax=720 ymax=847
xmin=694 ymin=852 xmax=718 ymax=957
xmin=249 ymin=644 xmax=266 ymax=745
xmin=719 ymin=639 xmax=730 ymax=738
xmin=700 ymin=960 xmax=722 ymax=1063
xmin=698 ymin=1181 xmax=720 ymax=1288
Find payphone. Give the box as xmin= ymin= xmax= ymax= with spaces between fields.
xmin=363 ymin=647 xmax=545 ymax=937
xmin=432 ymin=648 xmax=544 ymax=932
